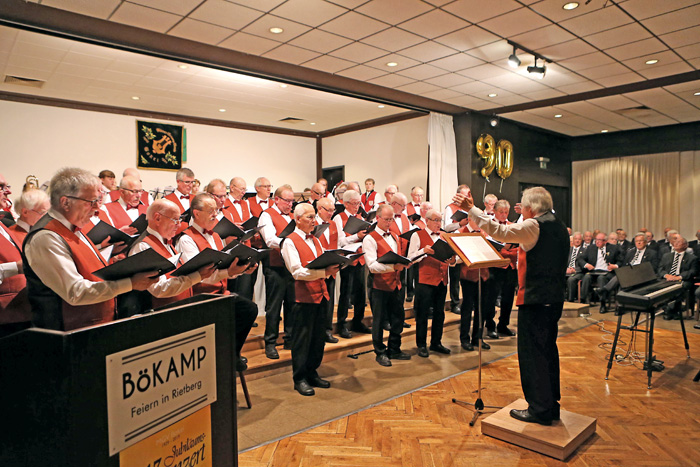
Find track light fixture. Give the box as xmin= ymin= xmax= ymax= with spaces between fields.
xmin=508 ymin=46 xmax=521 ymax=68
xmin=527 ymin=57 xmax=546 ymax=79
xmin=490 ymin=116 xmax=499 ymax=127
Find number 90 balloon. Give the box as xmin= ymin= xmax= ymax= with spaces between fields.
xmin=476 ymin=134 xmax=496 ymax=179
xmin=496 ymin=140 xmax=513 ymax=180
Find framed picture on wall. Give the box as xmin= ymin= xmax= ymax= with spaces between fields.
xmin=136 ymin=120 xmax=185 ymax=170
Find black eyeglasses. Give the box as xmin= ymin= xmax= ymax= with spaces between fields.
xmin=0 ymin=184 xmax=10 ymax=191
xmin=121 ymin=187 xmax=144 ymax=195
xmin=66 ymin=195 xmax=102 ymax=208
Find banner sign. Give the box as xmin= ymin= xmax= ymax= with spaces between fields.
xmin=106 ymin=325 xmax=217 ymax=455
xmin=137 ymin=120 xmax=184 ymax=170
xmin=119 ymin=405 xmax=212 ymax=467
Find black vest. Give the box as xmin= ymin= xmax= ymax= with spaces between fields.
xmin=522 ymin=212 xmax=569 ymax=305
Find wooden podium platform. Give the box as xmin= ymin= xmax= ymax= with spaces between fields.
xmin=481 ymin=399 xmax=596 ymax=461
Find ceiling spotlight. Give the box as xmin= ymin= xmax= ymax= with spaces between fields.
xmin=378 ymin=104 xmax=385 ymax=108
xmin=535 ymin=157 xmax=550 ymax=169
xmin=507 ymin=46 xmax=521 ymax=68
xmin=386 ymin=62 xmax=398 ymax=67
xmin=488 ymin=93 xmax=498 ymax=98
xmin=554 ymin=114 xmax=562 ymax=118
xmin=131 ymin=96 xmax=140 ymax=100
xmin=645 ymin=59 xmax=658 ymax=65
xmin=310 ymin=122 xmax=316 ymax=125
xmin=219 ymin=108 xmax=226 ymax=112
xmin=269 ymin=27 xmax=284 ymax=34
xmin=279 ymin=83 xmax=288 ymax=88
xmin=490 ymin=117 xmax=499 ymax=127
xmin=562 ymin=2 xmax=579 ymax=10
xmin=178 ymin=64 xmax=188 ymax=69
xmin=527 ymin=57 xmax=546 ymax=79
xmin=694 ymin=91 xmax=700 ymax=96
xmin=601 ymin=129 xmax=608 ymax=133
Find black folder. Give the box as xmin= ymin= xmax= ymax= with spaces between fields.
xmin=278 ymin=220 xmax=296 ymax=238
xmin=180 ymin=208 xmax=192 ymax=224
xmin=488 ymin=239 xmax=505 ymax=251
xmin=313 ymin=223 xmax=330 ymax=238
xmin=429 ymin=239 xmax=456 ymax=262
xmin=306 ymin=251 xmax=352 ymax=269
xmin=399 ymin=227 xmax=421 ymax=241
xmin=332 ymin=203 xmax=345 ymax=218
xmin=408 ymin=213 xmax=421 ymax=223
xmin=364 ymin=210 xmax=377 ymax=223
xmin=86 ymin=221 xmax=136 ymax=246
xmin=377 ymin=251 xmax=412 ymax=265
xmin=129 ymin=214 xmax=148 ymax=233
xmin=170 ymin=248 xmax=229 ymax=276
xmin=213 ymin=217 xmax=245 ymax=239
xmin=450 ymin=210 xmax=468 ymax=222
xmin=222 ymin=242 xmax=270 ymax=265
xmin=343 ymin=216 xmax=371 ymax=235
xmin=239 ymin=226 xmax=262 ymax=243
xmin=241 ymin=216 xmax=259 ymax=231
xmin=92 ymin=248 xmax=175 ymax=281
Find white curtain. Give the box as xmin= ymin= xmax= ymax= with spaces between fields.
xmin=572 ymin=152 xmax=680 ymax=237
xmin=428 ymin=112 xmax=458 ymax=211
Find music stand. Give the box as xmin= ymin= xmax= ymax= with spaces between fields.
xmin=443 ymin=233 xmax=511 ymax=426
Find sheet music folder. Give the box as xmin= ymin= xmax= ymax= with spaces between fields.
xmin=86 ymin=221 xmax=139 ymax=246
xmin=377 ymin=251 xmax=412 ymax=265
xmin=615 ymin=262 xmax=657 ymax=290
xmin=443 ymin=232 xmax=510 ymax=269
xmin=429 ymin=238 xmax=456 ymax=263
xmin=92 ymin=248 xmax=175 ymax=281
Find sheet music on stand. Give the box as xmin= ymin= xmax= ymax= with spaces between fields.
xmin=443 ymin=232 xmax=510 ymax=269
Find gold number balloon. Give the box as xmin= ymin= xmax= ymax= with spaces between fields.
xmin=496 ymin=140 xmax=514 ymax=180
xmin=476 ymin=133 xmax=496 ymax=179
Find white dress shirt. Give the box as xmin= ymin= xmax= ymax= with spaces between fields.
xmin=227 ymin=194 xmax=243 ymax=219
xmin=258 ymin=204 xmax=290 ymax=250
xmin=281 ymin=227 xmax=326 ymax=281
xmin=630 ymin=248 xmax=645 ymax=265
xmin=24 ymin=209 xmax=132 ymax=306
xmin=315 ymin=215 xmax=331 ymax=245
xmin=334 ymin=209 xmax=363 ymax=249
xmin=252 ymin=195 xmax=269 ymax=212
xmin=594 ymin=248 xmax=608 ymax=270
xmin=116 ymin=198 xmax=142 ymax=222
xmin=0 ymin=224 xmax=20 ymax=284
xmin=407 ymin=227 xmax=440 ymax=261
xmin=468 ymin=206 xmax=540 ymax=252
xmin=363 ymin=227 xmax=398 ymax=274
xmin=175 ymin=222 xmax=231 ymax=285
xmin=173 ymin=189 xmax=191 ymax=211
xmin=129 ymin=227 xmax=201 ymax=298
xmin=443 ymin=205 xmax=464 ymax=233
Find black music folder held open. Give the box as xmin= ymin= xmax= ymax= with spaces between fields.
xmin=170 ymin=248 xmax=230 ymax=277
xmin=92 ymin=248 xmax=175 ymax=281
xmin=429 ymin=238 xmax=456 ymax=262
xmin=313 ymin=223 xmax=330 ymax=238
xmin=222 ymin=242 xmax=270 ymax=265
xmin=399 ymin=227 xmax=420 ymax=241
xmin=213 ymin=217 xmax=245 ymax=238
xmin=241 ymin=216 xmax=259 ymax=231
xmin=129 ymin=214 xmax=148 ymax=233
xmin=278 ymin=220 xmax=296 ymax=238
xmin=86 ymin=221 xmax=138 ymax=246
xmin=377 ymin=251 xmax=412 ymax=265
xmin=343 ymin=216 xmax=372 ymax=235
xmin=450 ymin=210 xmax=468 ymax=222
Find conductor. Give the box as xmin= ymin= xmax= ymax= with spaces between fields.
xmin=454 ymin=187 xmax=568 ymax=426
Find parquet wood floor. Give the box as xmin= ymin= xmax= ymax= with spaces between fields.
xmin=238 ymin=321 xmax=700 ymax=467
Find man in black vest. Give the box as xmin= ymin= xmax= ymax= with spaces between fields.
xmin=455 ymin=186 xmax=568 ymax=426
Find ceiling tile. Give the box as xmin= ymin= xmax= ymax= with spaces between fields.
xmin=529 ymin=0 xmax=599 ymax=23
xmin=398 ymin=10 xmax=469 ymax=39
xmin=509 ymin=25 xmax=577 ymax=51
xmin=289 ymin=29 xmax=353 ymax=54
xmin=443 ymin=0 xmax=521 ymax=23
xmin=557 ymin=81 xmax=604 ymax=94
xmin=420 ymin=88 xmax=463 ymax=100
xmin=421 ymin=0 xmax=454 ymax=5
xmin=301 ymin=54 xmax=355 ymax=73
xmin=335 ymin=64 xmax=387 ymax=80
xmin=262 ymin=44 xmax=320 ymax=65
xmin=465 ymin=40 xmax=512 ymax=62
xmin=443 ymin=95 xmax=487 ymax=107
xmin=594 ymin=72 xmax=644 ymax=87
xmin=189 ymin=1 xmax=266 ymax=30
xmin=489 ymin=94 xmax=532 ymax=106
xmin=620 ymin=50 xmax=682 ymax=71
xmin=584 ymin=23 xmax=652 ymax=49
xmin=356 ymin=0 xmax=434 ymax=25
xmin=320 ymin=11 xmax=389 ymax=40
xmin=395 ymin=81 xmax=442 ymax=94
xmin=228 ymin=0 xmax=287 ymax=12
xmin=676 ymin=43 xmax=700 ymax=61
xmin=218 ymin=32 xmax=281 ymax=55
xmin=429 ymin=53 xmax=485 ymax=72
xmin=364 ymin=53 xmax=420 ymax=72
xmin=532 ymin=68 xmax=586 ymax=87
xmin=168 ymin=18 xmax=234 ymax=45
xmin=128 ymin=0 xmax=202 ymax=16
xmin=10 ymin=41 xmax=68 ymax=62
xmin=522 ymin=89 xmax=567 ymax=100
xmin=361 ymin=27 xmax=425 ymax=51
xmin=559 ymin=5 xmax=633 ymax=36
xmin=449 ymin=80 xmax=493 ymax=94
xmin=41 ymin=0 xmax=120 ymax=18
xmin=241 ymin=14 xmax=312 ymax=42
xmin=481 ymin=8 xmax=552 ymax=37
xmin=481 ymin=73 xmax=549 ymax=93
xmin=4 ymin=63 xmax=56 ymax=81
xmin=106 ymin=59 xmax=157 ymax=75
xmin=424 ymin=73 xmax=472 ymax=88
xmin=368 ymin=73 xmax=415 ymax=88
xmin=270 ymin=0 xmax=347 ymax=27
xmin=468 ymin=100 xmax=497 ymax=111
xmin=577 ymin=62 xmax=631 ymax=80
xmin=330 ymin=42 xmax=387 ymax=62
xmin=642 ymin=4 xmax=700 ymax=35
xmin=660 ymin=25 xmax=700 ymax=48
xmin=325 ymin=0 xmax=371 ymax=8
xmin=433 ymin=26 xmax=500 ymax=52
xmin=662 ymin=79 xmax=700 ymax=94
xmin=396 ymin=63 xmax=447 ymax=80
xmin=605 ymin=38 xmax=668 ymax=61
xmin=398 ymin=41 xmax=457 ymax=62
xmin=558 ymin=51 xmax=616 ymax=71
xmin=618 ymin=0 xmax=700 ymax=21
xmin=111 ymin=2 xmax=181 ymax=33
xmin=635 ymin=61 xmax=694 ymax=79
xmin=539 ymin=39 xmax=597 ymax=60
xmin=456 ymin=63 xmax=511 ymax=80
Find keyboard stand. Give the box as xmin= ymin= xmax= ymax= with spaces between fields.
xmin=605 ymin=304 xmax=690 ymax=389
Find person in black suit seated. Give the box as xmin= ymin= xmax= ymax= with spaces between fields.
xmin=578 ymin=232 xmax=623 ymax=304
xmin=566 ymin=232 xmax=585 ymax=302
xmin=594 ymin=233 xmax=659 ymax=313
xmin=658 ymin=230 xmax=679 ymax=258
xmin=645 ymin=231 xmax=659 ymax=251
xmin=616 ymin=229 xmax=632 ymax=256
xmin=658 ymin=237 xmax=698 ymax=320
xmin=689 ymin=229 xmax=700 ymax=257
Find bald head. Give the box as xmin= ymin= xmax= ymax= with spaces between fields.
xmin=310 ymin=182 xmax=324 ymax=201
xmin=123 ymin=168 xmax=140 ymax=178
xmin=390 ymin=192 xmax=407 ymax=214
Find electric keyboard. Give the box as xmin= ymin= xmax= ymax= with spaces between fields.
xmin=614 ymin=262 xmax=684 ymax=311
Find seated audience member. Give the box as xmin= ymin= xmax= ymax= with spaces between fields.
xmin=645 ymin=231 xmax=658 ymax=251
xmin=659 ymin=227 xmax=672 ymax=248
xmin=658 ymin=237 xmax=698 ymax=320
xmin=578 ymin=232 xmax=622 ymax=304
xmin=175 ymin=193 xmax=258 ymax=369
xmin=566 ymin=232 xmax=585 ymax=302
xmin=282 ymin=203 xmax=340 ymax=396
xmin=364 ymin=204 xmax=410 ymax=366
xmin=582 ymin=231 xmax=593 ymax=249
xmin=595 ymin=233 xmax=659 ymax=313
xmin=23 ymin=167 xmax=157 ymax=331
xmin=103 ymin=175 xmax=147 ymax=229
xmin=98 ymin=170 xmax=117 ymax=197
xmin=658 ymin=230 xmax=679 ymax=258
xmin=361 ymin=178 xmax=377 ymax=212
xmin=617 ymin=230 xmax=632 ymax=255
xmin=607 ymin=232 xmax=618 ymax=246
xmin=692 ymin=229 xmax=700 ymax=258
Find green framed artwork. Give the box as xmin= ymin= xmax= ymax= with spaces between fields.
xmin=136 ymin=120 xmax=185 ymax=170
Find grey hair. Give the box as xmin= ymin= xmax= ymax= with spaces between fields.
xmin=293 ymin=202 xmax=314 ymax=219
xmin=15 ymin=188 xmax=49 ymax=212
xmin=191 ymin=192 xmax=215 ymax=211
xmin=343 ymin=189 xmax=360 ymax=202
xmin=520 ymin=187 xmax=552 ymax=216
xmin=176 ymin=168 xmax=195 ymax=181
xmin=49 ymin=167 xmax=101 ymax=208
xmin=494 ymin=199 xmax=510 ymax=211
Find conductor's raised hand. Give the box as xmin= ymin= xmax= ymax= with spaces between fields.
xmin=131 ymin=270 xmax=159 ymax=290
xmin=453 ymin=192 xmax=474 ymax=212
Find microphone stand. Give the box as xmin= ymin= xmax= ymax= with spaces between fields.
xmin=452 ymin=268 xmax=502 ymax=426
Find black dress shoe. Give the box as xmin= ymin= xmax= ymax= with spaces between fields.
xmin=388 ymin=350 xmax=411 ymax=360
xmin=252 ymin=322 xmax=258 ymax=327
xmin=594 ymin=287 xmax=607 ymax=301
xmin=486 ymin=330 xmax=499 ymax=339
xmin=403 ymin=322 xmax=411 ymax=328
xmin=236 ymin=357 xmax=248 ymax=372
xmin=294 ymin=380 xmax=315 ymax=396
xmin=429 ymin=344 xmax=451 ymax=354
xmin=351 ymin=322 xmax=371 ymax=334
xmin=663 ymin=313 xmax=676 ymax=321
xmin=338 ymin=328 xmax=352 ymax=339
xmin=451 ymin=305 xmax=461 ymax=314
xmin=376 ymin=354 xmax=392 ymax=366
xmin=472 ymin=341 xmax=490 ymax=350
xmin=694 ymin=323 xmax=700 ymax=330
xmin=308 ymin=376 xmax=331 ymax=388
xmin=325 ymin=330 xmax=339 ymax=343
xmin=406 ymin=294 xmax=414 ymax=302
xmin=240 ymin=355 xmax=248 ymax=364
xmin=599 ymin=302 xmax=608 ymax=314
xmin=510 ymin=409 xmax=552 ymax=426
xmin=497 ymin=327 xmax=516 ymax=337
xmin=382 ymin=322 xmax=391 ymax=331
xmin=265 ymin=344 xmax=279 ymax=359
xmin=461 ymin=342 xmax=475 ymax=351
xmin=417 ymin=347 xmax=429 ymax=358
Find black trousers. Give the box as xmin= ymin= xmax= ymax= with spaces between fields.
xmin=336 ymin=263 xmax=366 ymax=330
xmin=459 ymin=278 xmax=494 ymax=345
xmin=324 ymin=276 xmax=336 ymax=331
xmin=406 ymin=263 xmax=417 ymax=299
xmin=490 ymin=267 xmax=518 ymax=330
xmin=291 ymin=300 xmax=327 ymax=383
xmin=227 ymin=268 xmax=256 ymax=301
xmin=566 ymin=273 xmax=584 ymax=301
xmin=414 ymin=282 xmax=447 ymax=348
xmin=263 ymin=265 xmax=295 ymax=345
xmin=581 ymin=271 xmax=613 ymax=301
xmin=517 ymin=302 xmax=563 ymax=421
xmin=370 ymin=287 xmax=404 ymax=355
xmin=232 ymin=293 xmax=258 ymax=357
xmin=448 ymin=265 xmax=461 ymax=309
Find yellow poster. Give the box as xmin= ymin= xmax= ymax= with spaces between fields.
xmin=120 ymin=405 xmax=212 ymax=467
